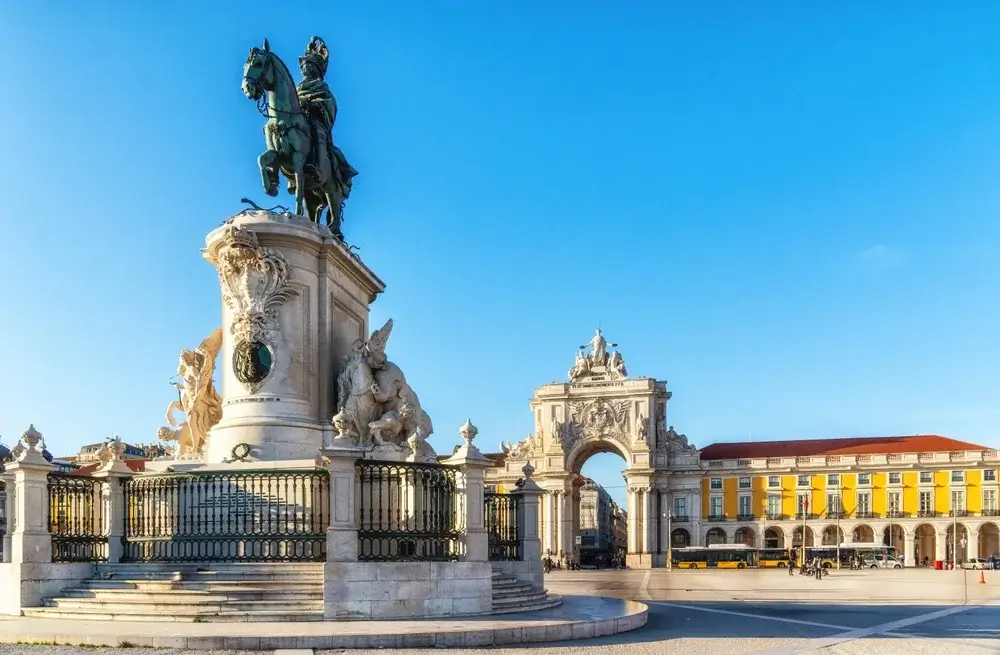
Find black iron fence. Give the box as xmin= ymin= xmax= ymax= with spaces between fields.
xmin=121 ymin=469 xmax=329 ymax=562
xmin=356 ymin=459 xmax=460 ymax=561
xmin=485 ymin=492 xmax=521 ymax=561
xmin=47 ymin=473 xmax=108 ymax=562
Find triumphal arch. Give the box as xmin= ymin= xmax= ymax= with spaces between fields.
xmin=486 ymin=330 xmax=698 ymax=568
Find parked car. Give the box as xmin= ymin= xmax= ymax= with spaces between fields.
xmin=961 ymin=558 xmax=988 ymax=570
xmin=863 ymin=555 xmax=903 ymax=569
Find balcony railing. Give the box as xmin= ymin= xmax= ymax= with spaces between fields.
xmin=764 ymin=512 xmax=787 ymax=521
xmin=826 ymin=511 xmax=845 ymax=520
xmin=982 ymin=509 xmax=1000 ymax=517
xmin=854 ymin=512 xmax=879 ymax=519
xmin=795 ymin=512 xmax=818 ymax=520
xmin=917 ymin=510 xmax=939 ymax=518
xmin=707 ymin=514 xmax=726 ymax=522
xmin=671 ymin=515 xmax=691 ymax=523
xmin=948 ymin=510 xmax=970 ymax=518
xmin=736 ymin=513 xmax=755 ymax=521
xmin=886 ymin=510 xmax=907 ymax=519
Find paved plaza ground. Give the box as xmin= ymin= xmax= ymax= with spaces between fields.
xmin=2 ymin=568 xmax=998 ymax=654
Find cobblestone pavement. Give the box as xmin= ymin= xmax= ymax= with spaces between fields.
xmin=3 ymin=569 xmax=1000 ymax=654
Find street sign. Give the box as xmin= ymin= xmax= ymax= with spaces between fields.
xmin=575 ymin=536 xmax=582 ymax=545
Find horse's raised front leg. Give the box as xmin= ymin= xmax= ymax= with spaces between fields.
xmin=258 ymin=150 xmax=279 ymax=197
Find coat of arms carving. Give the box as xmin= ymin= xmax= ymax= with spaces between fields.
xmin=567 ymin=398 xmax=631 ymax=446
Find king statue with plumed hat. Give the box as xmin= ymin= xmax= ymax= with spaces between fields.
xmin=295 ymin=36 xmax=358 ymax=226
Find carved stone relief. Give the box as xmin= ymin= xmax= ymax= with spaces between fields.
xmin=212 ymin=225 xmax=299 ymax=393
xmin=567 ymin=398 xmax=631 ymax=448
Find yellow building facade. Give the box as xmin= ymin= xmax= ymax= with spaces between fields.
xmin=693 ymin=442 xmax=1000 ymax=565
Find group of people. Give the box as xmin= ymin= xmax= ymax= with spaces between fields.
xmin=787 ymin=553 xmax=827 ymax=579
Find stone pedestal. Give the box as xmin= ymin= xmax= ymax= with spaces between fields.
xmin=442 ymin=420 xmax=494 ymax=563
xmin=322 ymin=443 xmax=362 ymax=564
xmin=513 ymin=467 xmax=544 ymax=589
xmin=202 ymin=211 xmax=384 ymax=463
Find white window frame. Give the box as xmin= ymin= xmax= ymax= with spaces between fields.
xmin=767 ymin=475 xmax=781 ymax=488
xmin=951 ymin=489 xmax=965 ymax=512
xmin=709 ymin=496 xmax=723 ymax=518
xmin=984 ymin=469 xmax=997 ymax=483
xmin=827 ymin=474 xmax=840 ymax=487
xmin=856 ymin=491 xmax=872 ymax=515
xmin=857 ymin=473 xmax=872 ymax=486
xmin=951 ymin=470 xmax=966 ymax=484
xmin=796 ymin=493 xmax=810 ymax=515
xmin=766 ymin=494 xmax=782 ymax=516
xmin=738 ymin=494 xmax=752 ymax=517
xmin=984 ymin=489 xmax=997 ymax=512
xmin=709 ymin=477 xmax=723 ymax=490
xmin=918 ymin=490 xmax=934 ymax=514
xmin=797 ymin=475 xmax=810 ymax=488
xmin=673 ymin=496 xmax=686 ymax=517
xmin=738 ymin=476 xmax=751 ymax=490
xmin=827 ymin=493 xmax=841 ymax=514
xmin=887 ymin=490 xmax=902 ymax=517
xmin=919 ymin=471 xmax=934 ymax=484
xmin=888 ymin=472 xmax=902 ymax=485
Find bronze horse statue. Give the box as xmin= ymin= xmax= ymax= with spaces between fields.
xmin=241 ymin=39 xmax=354 ymax=239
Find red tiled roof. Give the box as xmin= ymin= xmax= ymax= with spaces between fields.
xmin=70 ymin=459 xmax=147 ymax=476
xmin=699 ymin=435 xmax=989 ymax=461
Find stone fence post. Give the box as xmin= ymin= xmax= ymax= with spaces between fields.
xmin=443 ymin=419 xmax=493 ymax=562
xmin=513 ymin=462 xmax=544 ymax=589
xmin=91 ymin=438 xmax=135 ymax=564
xmin=321 ymin=441 xmax=362 ymax=563
xmin=6 ymin=426 xmax=54 ymax=565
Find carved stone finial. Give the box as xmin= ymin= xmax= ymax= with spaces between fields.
xmin=522 ymin=461 xmax=535 ymax=481
xmin=21 ymin=424 xmax=42 ymax=451
xmin=459 ymin=418 xmax=478 ymax=447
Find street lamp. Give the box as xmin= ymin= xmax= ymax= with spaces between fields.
xmin=663 ymin=512 xmax=673 ymax=570
xmin=801 ymin=497 xmax=809 ymax=567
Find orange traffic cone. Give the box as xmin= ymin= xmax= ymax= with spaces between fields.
xmin=980 ymin=571 xmax=986 ymax=584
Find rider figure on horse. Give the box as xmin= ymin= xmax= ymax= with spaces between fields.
xmin=295 ymin=37 xmax=358 ymax=222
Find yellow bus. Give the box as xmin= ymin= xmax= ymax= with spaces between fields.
xmin=758 ymin=547 xmax=791 ymax=568
xmin=671 ymin=544 xmax=759 ymax=569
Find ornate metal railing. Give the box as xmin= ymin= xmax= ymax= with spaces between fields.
xmin=356 ymin=459 xmax=460 ymax=562
xmin=47 ymin=473 xmax=108 ymax=562
xmin=121 ymin=469 xmax=329 ymax=562
xmin=485 ymin=492 xmax=521 ymax=561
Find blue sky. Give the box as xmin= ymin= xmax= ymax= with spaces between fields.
xmin=4 ymin=2 xmax=1000 ymax=506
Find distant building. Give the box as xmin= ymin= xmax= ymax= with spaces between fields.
xmin=578 ymin=478 xmax=627 ymax=565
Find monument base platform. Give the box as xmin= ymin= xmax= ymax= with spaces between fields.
xmin=0 ymin=595 xmax=646 ymax=650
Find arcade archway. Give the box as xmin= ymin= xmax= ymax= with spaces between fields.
xmin=763 ymin=527 xmax=784 ymax=549
xmin=853 ymin=524 xmax=875 ymax=543
xmin=979 ymin=522 xmax=1000 ymax=558
xmin=913 ymin=523 xmax=936 ymax=565
xmin=734 ymin=526 xmax=756 ymax=546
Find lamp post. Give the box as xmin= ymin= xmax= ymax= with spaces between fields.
xmin=953 ymin=509 xmax=958 ymax=570
xmin=836 ymin=492 xmax=842 ymax=569
xmin=663 ymin=512 xmax=673 ymax=570
xmin=801 ymin=497 xmax=809 ymax=567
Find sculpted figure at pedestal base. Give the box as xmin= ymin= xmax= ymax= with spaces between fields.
xmin=333 ymin=319 xmax=437 ymax=463
xmin=158 ymin=328 xmax=224 ymax=459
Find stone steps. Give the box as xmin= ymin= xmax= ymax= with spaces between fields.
xmin=27 ymin=562 xmax=326 ymax=622
xmin=489 ymin=566 xmax=562 ymax=614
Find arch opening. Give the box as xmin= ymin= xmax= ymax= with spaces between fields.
xmin=914 ymin=523 xmax=936 ymax=566
xmin=573 ymin=450 xmax=629 ymax=568
xmin=764 ymin=527 xmax=783 ymax=549
xmin=853 ymin=524 xmax=875 ymax=543
xmin=979 ymin=522 xmax=1000 ymax=559
xmin=734 ymin=526 xmax=756 ymax=547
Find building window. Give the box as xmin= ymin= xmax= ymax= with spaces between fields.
xmin=920 ymin=471 xmax=933 ymax=484
xmin=709 ymin=497 xmax=723 ymax=518
xmin=767 ymin=494 xmax=781 ymax=517
xmin=796 ymin=493 xmax=810 ymax=515
xmin=768 ymin=475 xmax=781 ymax=488
xmin=984 ymin=490 xmax=997 ymax=512
xmin=857 ymin=492 xmax=871 ymax=515
xmin=710 ymin=478 xmax=722 ymax=490
xmin=738 ymin=476 xmax=751 ymax=490
xmin=857 ymin=473 xmax=871 ymax=486
xmin=673 ymin=496 xmax=686 ymax=517
xmin=919 ymin=491 xmax=933 ymax=514
xmin=797 ymin=475 xmax=810 ymax=488
xmin=951 ymin=470 xmax=965 ymax=484
xmin=738 ymin=495 xmax=751 ymax=517
xmin=951 ymin=490 xmax=964 ymax=512
xmin=827 ymin=474 xmax=840 ymax=486
xmin=888 ymin=472 xmax=902 ymax=485
xmin=827 ymin=493 xmax=841 ymax=515
xmin=887 ymin=491 xmax=901 ymax=516
xmin=985 ymin=470 xmax=997 ymax=483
